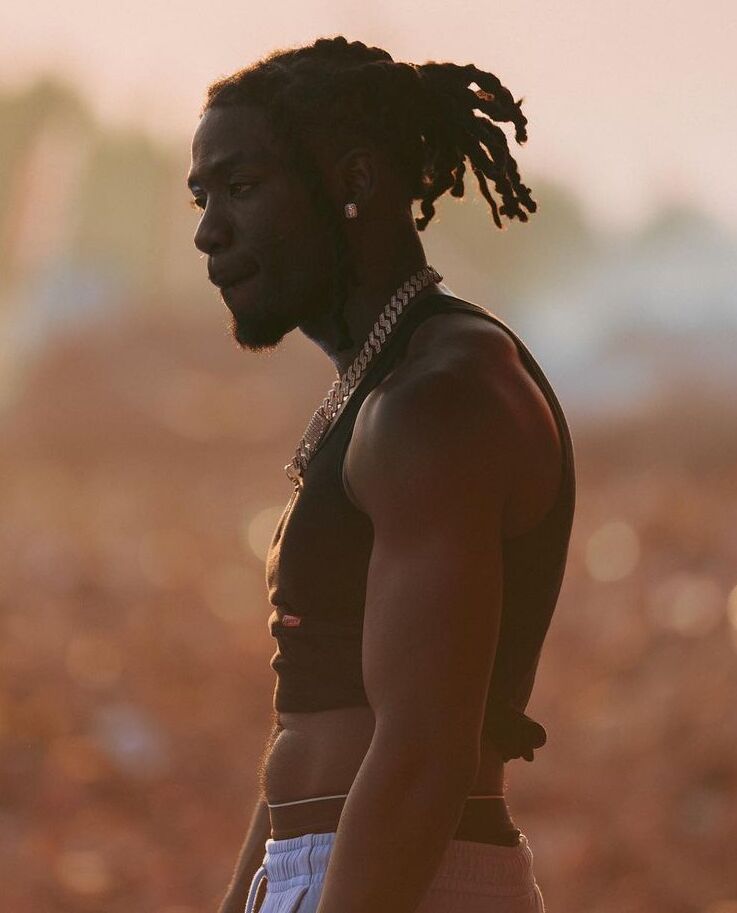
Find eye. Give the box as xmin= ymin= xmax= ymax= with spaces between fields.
xmin=187 ymin=182 xmax=255 ymax=213
xmin=230 ymin=181 xmax=257 ymax=196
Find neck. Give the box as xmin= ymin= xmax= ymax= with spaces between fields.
xmin=300 ymin=217 xmax=446 ymax=375
xmin=337 ymin=276 xmax=445 ymax=377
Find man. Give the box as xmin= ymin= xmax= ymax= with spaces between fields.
xmin=187 ymin=35 xmax=574 ymax=913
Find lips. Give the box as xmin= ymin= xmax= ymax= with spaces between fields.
xmin=209 ymin=267 xmax=259 ymax=290
xmin=225 ymin=275 xmax=256 ymax=291
xmin=223 ymin=274 xmax=258 ymax=296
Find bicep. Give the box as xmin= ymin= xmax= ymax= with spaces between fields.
xmin=362 ymin=516 xmax=504 ymax=756
xmin=356 ymin=369 xmax=512 ymax=755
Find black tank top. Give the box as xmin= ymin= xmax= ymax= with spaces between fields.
xmin=265 ymin=291 xmax=576 ymax=762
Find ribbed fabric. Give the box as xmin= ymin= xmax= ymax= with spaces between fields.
xmin=265 ymin=291 xmax=576 ymax=763
xmin=244 ymin=830 xmax=545 ymax=912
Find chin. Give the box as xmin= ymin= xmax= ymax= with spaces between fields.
xmin=228 ymin=312 xmax=290 ymax=353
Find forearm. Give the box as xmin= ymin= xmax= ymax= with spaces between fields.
xmin=315 ymin=735 xmax=477 ymax=913
xmin=218 ymin=796 xmax=271 ymax=913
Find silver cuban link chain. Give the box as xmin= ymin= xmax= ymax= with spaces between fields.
xmin=284 ymin=264 xmax=443 ymax=489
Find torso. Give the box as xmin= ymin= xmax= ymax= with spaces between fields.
xmin=263 ymin=706 xmax=509 ymax=801
xmin=262 ymin=292 xmax=563 ymax=804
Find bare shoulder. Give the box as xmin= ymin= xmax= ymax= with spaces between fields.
xmin=405 ymin=304 xmax=521 ymax=367
xmin=343 ymin=303 xmax=563 ymax=538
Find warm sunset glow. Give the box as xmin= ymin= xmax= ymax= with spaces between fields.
xmin=1 ymin=2 xmax=736 ymax=234
xmin=2 ymin=8 xmax=735 ymax=912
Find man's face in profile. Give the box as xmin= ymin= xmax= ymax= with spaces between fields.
xmin=187 ymin=104 xmax=334 ymax=352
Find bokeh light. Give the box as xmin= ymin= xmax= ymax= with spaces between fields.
xmin=646 ymin=573 xmax=724 ymax=638
xmin=585 ymin=519 xmax=640 ymax=582
xmin=1 ymin=8 xmax=736 ymax=912
xmin=54 ymin=849 xmax=112 ymax=896
xmin=243 ymin=505 xmax=287 ymax=563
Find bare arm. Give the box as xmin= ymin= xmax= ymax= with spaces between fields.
xmin=314 ymin=349 xmax=520 ymax=913
xmin=217 ymin=718 xmax=281 ymax=913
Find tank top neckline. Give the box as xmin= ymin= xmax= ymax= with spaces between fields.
xmin=305 ymin=288 xmax=457 ymax=465
xmin=303 ymin=288 xmax=574 ymax=538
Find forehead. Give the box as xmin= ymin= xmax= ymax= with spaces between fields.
xmin=189 ymin=105 xmax=283 ymax=180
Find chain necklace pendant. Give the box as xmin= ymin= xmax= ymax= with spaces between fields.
xmin=284 ymin=462 xmax=305 ymax=489
xmin=284 ymin=265 xmax=443 ymax=490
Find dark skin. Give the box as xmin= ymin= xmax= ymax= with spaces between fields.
xmin=187 ymin=103 xmax=441 ymax=374
xmin=188 ymin=104 xmax=562 ymax=913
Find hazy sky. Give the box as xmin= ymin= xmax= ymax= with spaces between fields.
xmin=2 ymin=0 xmax=736 ymax=235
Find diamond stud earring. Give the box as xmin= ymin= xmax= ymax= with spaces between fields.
xmin=344 ymin=202 xmax=358 ymax=219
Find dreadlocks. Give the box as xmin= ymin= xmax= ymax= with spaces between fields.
xmin=201 ymin=36 xmax=537 ymax=351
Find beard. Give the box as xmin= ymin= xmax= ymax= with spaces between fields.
xmin=227 ymin=304 xmax=291 ymax=353
xmin=225 ymin=265 xmax=334 ymax=354
xmin=224 ymin=266 xmax=293 ymax=353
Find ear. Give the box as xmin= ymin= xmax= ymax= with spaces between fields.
xmin=331 ymin=145 xmax=379 ymax=209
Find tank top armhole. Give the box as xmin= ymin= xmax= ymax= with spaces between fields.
xmin=337 ymin=423 xmax=367 ymax=514
xmin=331 ymin=302 xmax=444 ymax=518
xmin=486 ymin=311 xmax=575 ymax=489
xmin=432 ymin=298 xmax=576 ymax=529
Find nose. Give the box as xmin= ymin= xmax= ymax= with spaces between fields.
xmin=193 ymin=202 xmax=233 ymax=256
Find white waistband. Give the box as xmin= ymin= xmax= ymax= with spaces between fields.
xmin=267 ymin=792 xmax=504 ymax=808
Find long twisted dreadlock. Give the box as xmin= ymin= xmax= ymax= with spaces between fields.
xmin=201 ymin=36 xmax=536 ymax=352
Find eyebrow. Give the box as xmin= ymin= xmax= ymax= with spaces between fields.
xmin=187 ymin=151 xmax=271 ymax=188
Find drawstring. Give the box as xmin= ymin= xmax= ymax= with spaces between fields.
xmin=268 ymin=792 xmax=504 ymax=808
xmin=244 ymin=863 xmax=267 ymax=913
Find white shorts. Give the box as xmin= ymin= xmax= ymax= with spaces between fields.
xmin=244 ymin=829 xmax=545 ymax=913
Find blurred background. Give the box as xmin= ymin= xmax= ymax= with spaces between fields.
xmin=1 ymin=3 xmax=736 ymax=912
